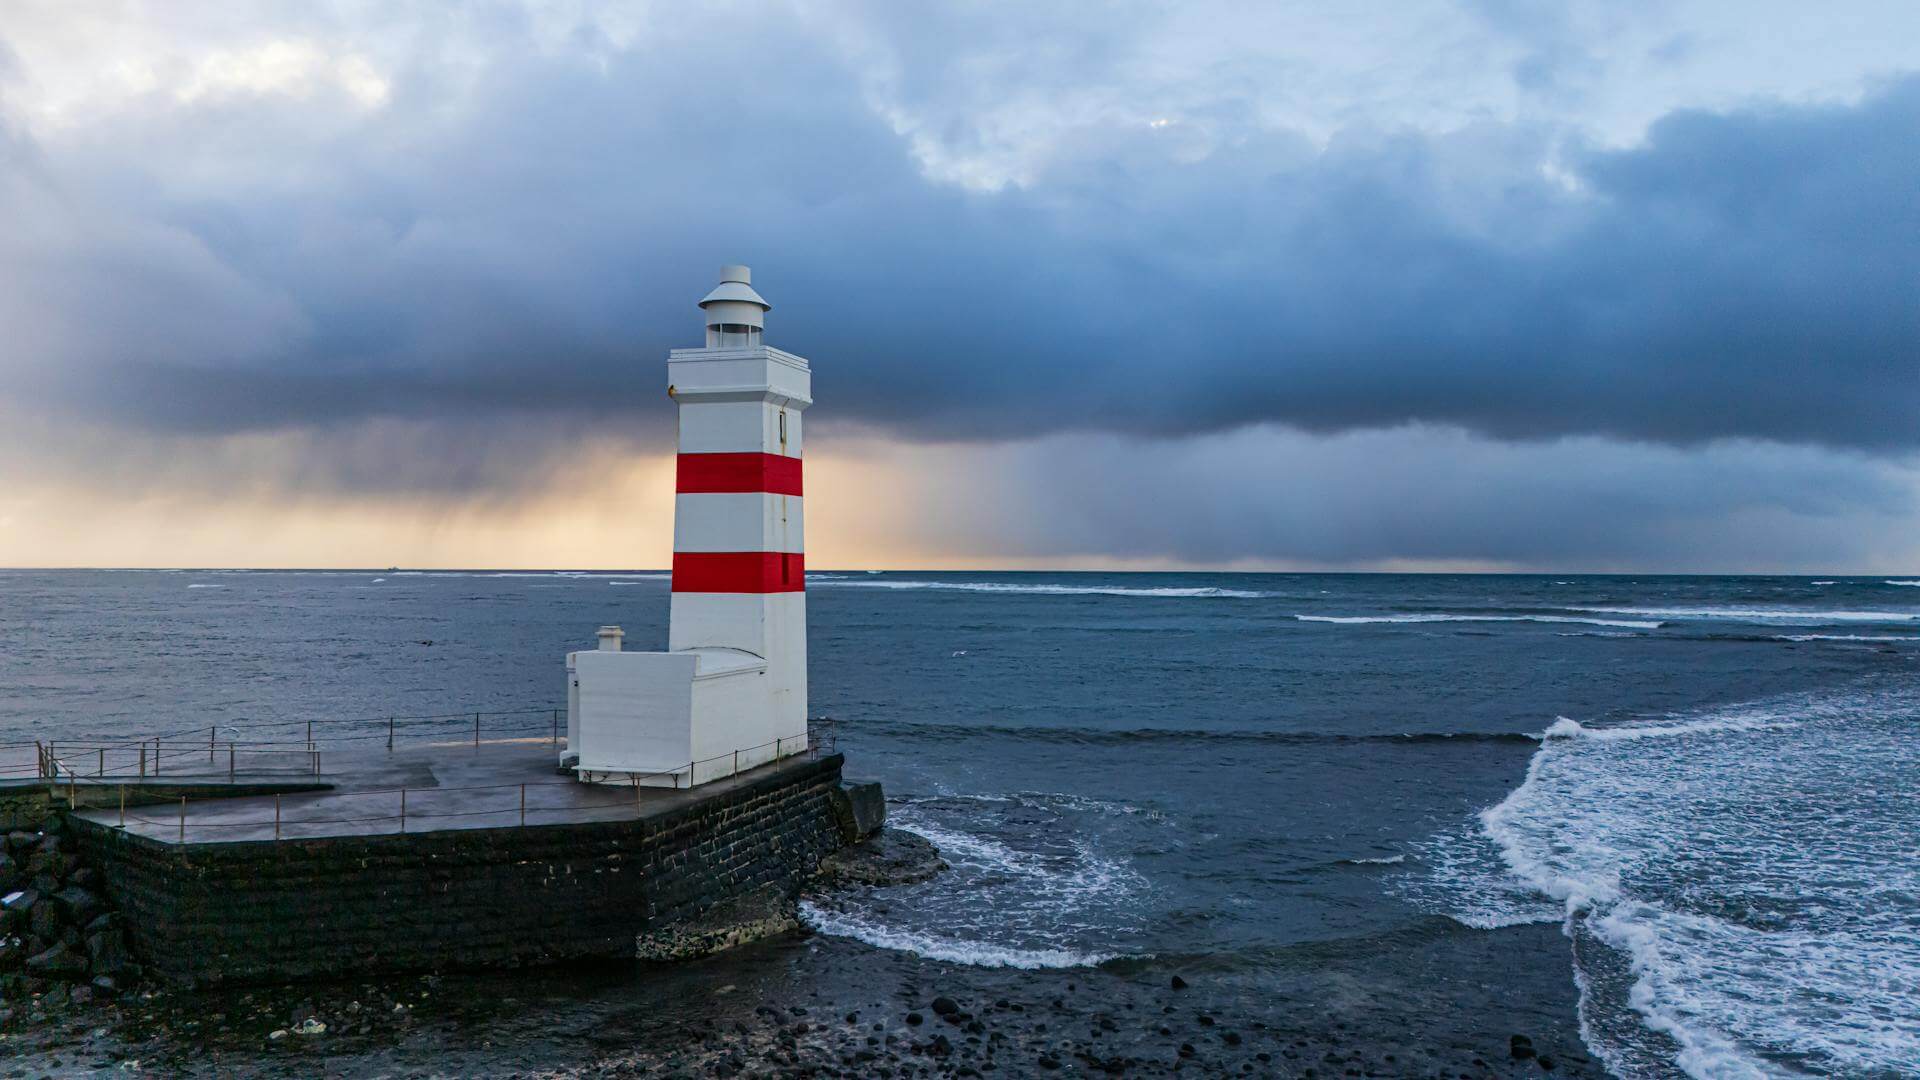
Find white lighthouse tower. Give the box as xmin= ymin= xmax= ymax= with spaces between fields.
xmin=564 ymin=265 xmax=811 ymax=786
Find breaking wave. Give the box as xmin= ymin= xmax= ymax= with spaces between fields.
xmin=1297 ymin=613 xmax=1661 ymax=629
xmin=798 ymin=794 xmax=1151 ymax=970
xmin=1402 ymin=687 xmax=1920 ymax=1077
xmin=1575 ymin=605 xmax=1918 ymax=624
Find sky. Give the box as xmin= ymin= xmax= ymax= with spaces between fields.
xmin=0 ymin=0 xmax=1916 ymax=572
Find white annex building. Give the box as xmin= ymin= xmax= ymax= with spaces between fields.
xmin=563 ymin=265 xmax=810 ymax=786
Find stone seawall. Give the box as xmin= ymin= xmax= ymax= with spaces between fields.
xmin=68 ymin=754 xmax=864 ymax=987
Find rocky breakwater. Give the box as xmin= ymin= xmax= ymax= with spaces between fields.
xmin=0 ymin=820 xmax=140 ymax=1025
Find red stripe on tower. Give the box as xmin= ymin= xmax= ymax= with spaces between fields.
xmin=677 ymin=453 xmax=803 ymax=496
xmin=672 ymin=551 xmax=806 ymax=593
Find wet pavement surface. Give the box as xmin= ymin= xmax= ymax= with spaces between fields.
xmin=70 ymin=741 xmax=828 ymax=845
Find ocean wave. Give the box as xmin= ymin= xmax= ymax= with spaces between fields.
xmin=186 ymin=584 xmax=224 ymax=589
xmin=799 ymin=795 xmax=1150 ymax=972
xmin=796 ymin=901 xmax=1118 ymax=969
xmin=864 ymin=718 xmax=1542 ymax=747
xmin=1298 ymin=613 xmax=1662 ymax=630
xmin=1887 ymin=580 xmax=1920 ymax=587
xmin=1419 ymin=687 xmax=1920 ymax=1076
xmin=1575 ymin=605 xmax=1918 ymax=624
xmin=810 ymin=579 xmax=1269 ymax=598
xmin=1774 ymin=633 xmax=1918 ymax=643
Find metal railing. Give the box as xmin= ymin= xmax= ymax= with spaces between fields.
xmin=42 ymin=721 xmax=837 ymax=843
xmin=8 ymin=707 xmax=569 ymax=783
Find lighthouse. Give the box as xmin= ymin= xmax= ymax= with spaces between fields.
xmin=565 ymin=265 xmax=811 ymax=786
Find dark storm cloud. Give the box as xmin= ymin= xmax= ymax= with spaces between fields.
xmin=2 ymin=14 xmax=1916 ymax=456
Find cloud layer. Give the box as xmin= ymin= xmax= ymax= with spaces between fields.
xmin=0 ymin=2 xmax=1916 ymax=569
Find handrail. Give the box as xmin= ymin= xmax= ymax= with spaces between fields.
xmin=53 ymin=719 xmax=839 ymax=842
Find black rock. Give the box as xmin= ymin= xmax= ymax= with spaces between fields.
xmin=29 ymin=899 xmax=61 ymax=940
xmin=25 ymin=940 xmax=87 ymax=979
xmin=3 ymin=832 xmax=35 ymax=857
xmin=85 ymin=911 xmax=122 ymax=935
xmin=1512 ymin=1042 xmax=1538 ymax=1061
xmin=1223 ymin=1031 xmax=1242 ymax=1046
xmin=1539 ymin=1055 xmax=1556 ymax=1070
xmin=1037 ymin=1055 xmax=1062 ymax=1070
xmin=0 ymin=853 xmax=16 ymax=890
xmin=1170 ymin=975 xmax=1189 ymax=990
xmin=930 ymin=1035 xmax=952 ymax=1057
xmin=85 ymin=929 xmax=128 ymax=976
xmin=1178 ymin=1043 xmax=1197 ymax=1058
xmin=91 ymin=975 xmax=117 ymax=996
xmin=931 ymin=995 xmax=960 ymax=1016
xmin=53 ymin=886 xmax=102 ymax=926
xmin=905 ymin=1012 xmax=923 ymax=1026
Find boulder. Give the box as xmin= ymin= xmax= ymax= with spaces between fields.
xmin=0 ymin=888 xmax=34 ymax=934
xmin=25 ymin=849 xmax=73 ymax=886
xmin=85 ymin=929 xmax=128 ymax=976
xmin=0 ymin=853 xmax=16 ymax=890
xmin=29 ymin=898 xmax=61 ymax=940
xmin=52 ymin=886 xmax=102 ymax=926
xmin=3 ymin=832 xmax=35 ymax=858
xmin=829 ymin=781 xmax=887 ymax=842
xmin=25 ymin=940 xmax=87 ymax=979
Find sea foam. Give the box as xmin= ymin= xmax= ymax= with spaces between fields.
xmin=798 ymin=794 xmax=1151 ymax=971
xmin=1410 ymin=688 xmax=1920 ymax=1077
xmin=1575 ymin=605 xmax=1918 ymax=624
xmin=1297 ymin=613 xmax=1661 ymax=629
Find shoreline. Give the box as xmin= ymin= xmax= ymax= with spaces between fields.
xmin=1 ymin=920 xmax=1606 ymax=1077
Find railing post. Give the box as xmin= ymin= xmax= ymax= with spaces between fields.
xmin=551 ymin=709 xmax=559 ymax=747
xmin=399 ymin=788 xmax=406 ymax=832
xmin=228 ymin=743 xmax=235 ymax=781
xmin=140 ymin=743 xmax=146 ymax=778
xmin=68 ymin=770 xmax=76 ymax=810
xmin=388 ymin=716 xmax=394 ymax=752
xmin=178 ymin=796 xmax=186 ymax=843
xmin=733 ymin=749 xmax=739 ymax=777
xmin=98 ymin=747 xmax=104 ymax=776
xmin=306 ymin=718 xmax=313 ymax=750
xmin=474 ymin=712 xmax=480 ymax=747
xmin=209 ymin=725 xmax=215 ymax=764
xmin=119 ymin=784 xmax=126 ymax=829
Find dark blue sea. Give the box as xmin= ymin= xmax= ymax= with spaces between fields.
xmin=2 ymin=569 xmax=1917 ymax=1076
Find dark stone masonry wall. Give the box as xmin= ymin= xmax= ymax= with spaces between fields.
xmin=67 ymin=754 xmax=861 ymax=987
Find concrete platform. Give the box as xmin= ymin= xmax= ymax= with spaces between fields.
xmin=73 ymin=737 xmax=824 ymax=845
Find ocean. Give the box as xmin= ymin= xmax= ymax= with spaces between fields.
xmin=2 ymin=569 xmax=1916 ymax=1077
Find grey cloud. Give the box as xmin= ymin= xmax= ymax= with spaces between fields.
xmin=1 ymin=10 xmax=1916 ymax=466
xmin=959 ymin=427 xmax=1919 ymax=572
